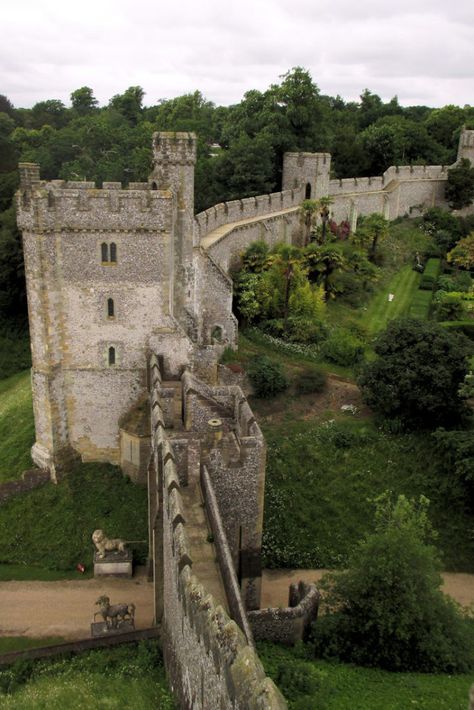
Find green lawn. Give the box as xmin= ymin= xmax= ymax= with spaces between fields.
xmin=0 ymin=370 xmax=35 ymax=483
xmin=0 ymin=641 xmax=174 ymax=709
xmin=259 ymin=643 xmax=474 ymax=710
xmin=360 ymin=265 xmax=421 ymax=334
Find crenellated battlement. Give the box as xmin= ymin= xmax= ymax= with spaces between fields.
xmin=194 ymin=186 xmax=304 ymax=243
xmin=16 ymin=170 xmax=175 ymax=233
xmin=152 ymin=131 xmax=197 ymax=168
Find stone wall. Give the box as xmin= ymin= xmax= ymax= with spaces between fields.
xmin=194 ymin=187 xmax=304 ymax=245
xmin=203 ymin=211 xmax=301 ymax=274
xmin=201 ymin=464 xmax=254 ymax=643
xmin=149 ymin=357 xmax=287 ymax=709
xmin=248 ymin=581 xmax=320 ymax=646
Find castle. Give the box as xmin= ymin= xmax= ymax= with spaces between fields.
xmin=15 ymin=128 xmax=474 ymax=709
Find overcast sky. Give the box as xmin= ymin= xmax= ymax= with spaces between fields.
xmin=2 ymin=0 xmax=473 ymax=110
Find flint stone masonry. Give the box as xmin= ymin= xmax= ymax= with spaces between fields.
xmin=248 ymin=582 xmax=320 ymax=646
xmin=149 ymin=362 xmax=287 ymax=709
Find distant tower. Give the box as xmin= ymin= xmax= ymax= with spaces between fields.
xmin=457 ymin=127 xmax=474 ymax=164
xmin=282 ymin=152 xmax=331 ymax=200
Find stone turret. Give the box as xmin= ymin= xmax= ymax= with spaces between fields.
xmin=282 ymin=151 xmax=331 ymax=200
xmin=457 ymin=127 xmax=474 ymax=164
xmin=149 ymin=133 xmax=197 ymax=330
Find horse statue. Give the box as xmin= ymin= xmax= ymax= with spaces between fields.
xmin=94 ymin=595 xmax=135 ymax=630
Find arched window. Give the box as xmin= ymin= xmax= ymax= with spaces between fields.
xmin=305 ymin=183 xmax=312 ymax=199
xmin=108 ymin=346 xmax=116 ymax=366
xmin=101 ymin=242 xmax=108 ymax=262
xmin=110 ymin=242 xmax=117 ymax=263
xmin=151 ymin=181 xmax=158 ymax=190
xmin=107 ymin=298 xmax=114 ymax=318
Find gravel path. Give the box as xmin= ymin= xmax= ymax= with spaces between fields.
xmin=261 ymin=569 xmax=474 ymax=608
xmin=0 ymin=572 xmax=154 ymax=640
xmin=1 ymin=569 xmax=472 ymax=641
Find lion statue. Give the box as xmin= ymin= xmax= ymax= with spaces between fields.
xmin=92 ymin=529 xmax=127 ymax=559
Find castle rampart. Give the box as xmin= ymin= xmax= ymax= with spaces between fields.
xmin=149 ymin=356 xmax=287 ymax=709
xmin=194 ymin=187 xmax=304 ymax=245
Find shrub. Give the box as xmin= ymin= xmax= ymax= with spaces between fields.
xmin=248 ymin=356 xmax=288 ymax=398
xmin=440 ymin=320 xmax=474 ymax=340
xmin=419 ymin=257 xmax=441 ymax=290
xmin=311 ymin=494 xmax=474 ymax=673
xmin=422 ymin=207 xmax=463 ymax=238
xmin=433 ymin=292 xmax=467 ymax=321
xmin=321 ymin=328 xmax=364 ymax=367
xmin=286 ymin=316 xmax=329 ymax=345
xmin=294 ymin=368 xmax=327 ymax=395
xmin=438 ymin=272 xmax=472 ymax=292
xmin=358 ymin=318 xmax=470 ymax=429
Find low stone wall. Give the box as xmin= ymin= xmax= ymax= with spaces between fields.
xmin=201 ymin=465 xmax=253 ymax=643
xmin=0 ymin=628 xmax=160 ymax=668
xmin=248 ymin=581 xmax=320 ymax=646
xmin=0 ymin=468 xmax=50 ymax=505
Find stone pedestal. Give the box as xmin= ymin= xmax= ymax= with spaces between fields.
xmin=93 ymin=550 xmax=133 ymax=577
xmin=91 ymin=620 xmax=135 ymax=637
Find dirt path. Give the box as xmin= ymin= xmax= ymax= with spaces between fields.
xmin=262 ymin=569 xmax=474 ymax=609
xmin=1 ymin=568 xmax=473 ymax=641
xmin=0 ymin=572 xmax=154 ymax=639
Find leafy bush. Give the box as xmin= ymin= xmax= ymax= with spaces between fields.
xmin=440 ymin=320 xmax=474 ymax=340
xmin=248 ymin=356 xmax=288 ymax=398
xmin=321 ymin=328 xmax=364 ymax=366
xmin=311 ymin=494 xmax=474 ymax=673
xmin=358 ymin=318 xmax=471 ymax=429
xmin=294 ymin=368 xmax=327 ymax=395
xmin=438 ymin=271 xmax=472 ymax=292
xmin=433 ymin=292 xmax=467 ymax=321
xmin=422 ymin=207 xmax=463 ymax=239
xmin=419 ymin=257 xmax=441 ymax=290
xmin=286 ymin=316 xmax=329 ymax=345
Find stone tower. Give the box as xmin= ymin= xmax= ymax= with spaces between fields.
xmin=282 ymin=151 xmax=331 ymax=200
xmin=457 ymin=127 xmax=474 ymax=164
xmin=148 ymin=132 xmax=197 ymax=331
xmin=16 ymin=132 xmax=231 ymax=479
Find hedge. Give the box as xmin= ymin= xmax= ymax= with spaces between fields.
xmin=420 ymin=258 xmax=442 ymax=291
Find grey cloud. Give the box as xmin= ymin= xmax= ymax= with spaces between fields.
xmin=1 ymin=0 xmax=472 ymax=108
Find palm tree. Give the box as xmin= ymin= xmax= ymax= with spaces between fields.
xmin=304 ymin=243 xmax=346 ymax=298
xmin=299 ymin=199 xmax=319 ymax=246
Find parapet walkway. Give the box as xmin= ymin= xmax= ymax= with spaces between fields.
xmin=200 ymin=205 xmax=298 ymax=251
xmin=179 ymin=478 xmax=228 ymax=612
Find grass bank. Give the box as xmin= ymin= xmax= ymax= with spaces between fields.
xmin=0 ymin=371 xmax=35 ymax=483
xmin=259 ymin=642 xmax=474 ymax=710
xmin=0 ymin=640 xmax=174 ymax=708
xmin=261 ymin=416 xmax=474 ymax=571
xmin=0 ymin=461 xmax=148 ymax=578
